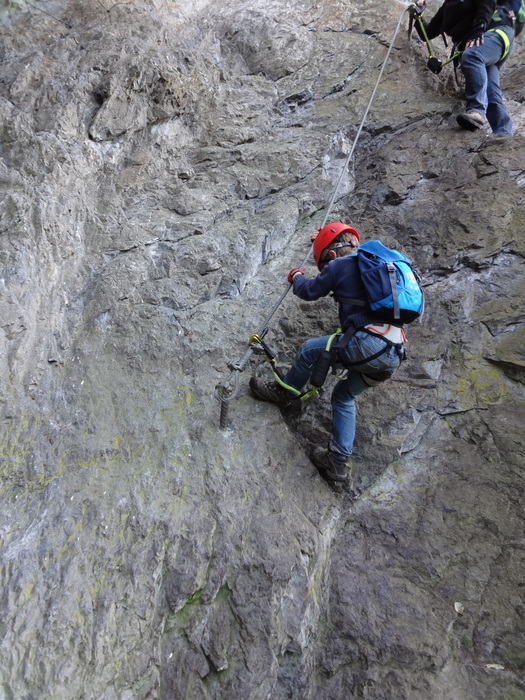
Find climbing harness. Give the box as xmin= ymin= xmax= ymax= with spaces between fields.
xmin=215 ymin=6 xmax=409 ymax=430
xmin=487 ymin=27 xmax=512 ymax=62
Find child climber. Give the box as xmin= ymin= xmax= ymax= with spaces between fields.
xmin=250 ymin=223 xmax=407 ymax=493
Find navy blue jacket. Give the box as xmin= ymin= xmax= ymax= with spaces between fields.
xmin=292 ymin=255 xmax=376 ymax=331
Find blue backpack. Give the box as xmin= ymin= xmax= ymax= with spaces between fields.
xmin=346 ymin=240 xmax=424 ymax=325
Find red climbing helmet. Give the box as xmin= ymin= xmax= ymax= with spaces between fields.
xmin=313 ymin=222 xmax=360 ymax=270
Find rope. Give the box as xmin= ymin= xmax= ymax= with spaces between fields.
xmin=216 ymin=5 xmax=408 ymax=429
xmin=319 ymin=7 xmax=408 ymax=233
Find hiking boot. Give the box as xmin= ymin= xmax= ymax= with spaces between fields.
xmin=456 ymin=110 xmax=487 ymax=131
xmin=311 ymin=446 xmax=350 ymax=494
xmin=249 ymin=376 xmax=296 ymax=407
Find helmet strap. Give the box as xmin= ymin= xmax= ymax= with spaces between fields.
xmin=320 ymin=242 xmax=357 ymax=265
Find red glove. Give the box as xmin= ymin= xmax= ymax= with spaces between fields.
xmin=288 ymin=268 xmax=304 ymax=283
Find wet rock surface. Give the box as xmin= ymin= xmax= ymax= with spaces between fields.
xmin=0 ymin=0 xmax=524 ymax=697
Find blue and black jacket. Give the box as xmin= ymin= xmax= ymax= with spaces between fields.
xmin=292 ymin=255 xmax=379 ymax=331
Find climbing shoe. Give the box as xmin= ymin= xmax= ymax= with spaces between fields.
xmin=456 ymin=110 xmax=487 ymax=131
xmin=249 ymin=377 xmax=297 ymax=407
xmin=311 ymin=447 xmax=350 ymax=494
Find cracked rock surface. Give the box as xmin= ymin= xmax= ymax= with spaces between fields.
xmin=0 ymin=0 xmax=524 ymax=697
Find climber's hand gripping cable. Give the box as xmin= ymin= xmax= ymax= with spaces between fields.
xmin=287 ymin=268 xmax=305 ymax=283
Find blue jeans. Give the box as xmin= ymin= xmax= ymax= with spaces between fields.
xmin=460 ymin=27 xmax=514 ymax=135
xmin=283 ymin=331 xmax=401 ymax=457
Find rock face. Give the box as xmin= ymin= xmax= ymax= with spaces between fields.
xmin=1 ymin=0 xmax=524 ymax=697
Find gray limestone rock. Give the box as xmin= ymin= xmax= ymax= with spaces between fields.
xmin=0 ymin=0 xmax=524 ymax=698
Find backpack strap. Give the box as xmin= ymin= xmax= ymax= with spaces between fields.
xmin=334 ymin=296 xmax=367 ymax=306
xmin=387 ymin=261 xmax=400 ymax=320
